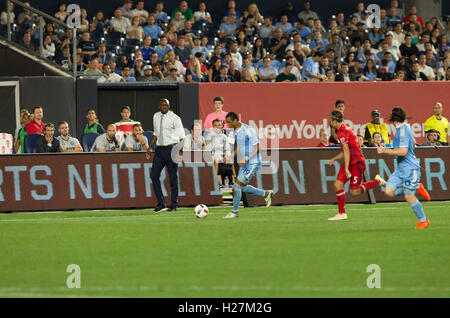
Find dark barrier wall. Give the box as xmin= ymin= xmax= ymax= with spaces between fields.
xmin=0 ymin=148 xmax=448 ymax=212
xmin=97 ymin=83 xmax=198 ymax=131
xmin=0 ymin=85 xmax=16 ymax=136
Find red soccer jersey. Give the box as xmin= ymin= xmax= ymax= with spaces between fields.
xmin=336 ymin=123 xmax=365 ymax=165
xmin=26 ymin=120 xmax=45 ymax=135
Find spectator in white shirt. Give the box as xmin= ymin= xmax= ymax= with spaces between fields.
xmin=97 ymin=64 xmax=124 ymax=83
xmin=110 ymin=8 xmax=131 ymax=34
xmin=193 ymin=2 xmax=212 ymax=25
xmin=132 ymin=0 xmax=149 ymax=24
xmin=418 ymin=53 xmax=435 ymax=80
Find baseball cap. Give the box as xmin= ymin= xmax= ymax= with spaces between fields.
xmin=326 ymin=47 xmax=335 ymax=52
xmin=386 ymin=31 xmax=394 ymax=37
xmin=372 ymin=110 xmax=380 ymax=115
xmin=354 ymin=58 xmax=363 ymax=63
xmin=143 ymin=65 xmax=152 ymax=71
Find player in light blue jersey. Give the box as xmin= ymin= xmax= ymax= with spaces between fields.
xmin=223 ymin=112 xmax=274 ymax=219
xmin=377 ymin=107 xmax=431 ymax=229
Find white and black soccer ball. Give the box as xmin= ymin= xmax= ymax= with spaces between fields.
xmin=194 ymin=204 xmax=209 ymax=219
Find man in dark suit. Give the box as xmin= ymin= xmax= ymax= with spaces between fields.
xmin=335 ymin=63 xmax=356 ymax=82
xmin=406 ymin=61 xmax=429 ymax=81
xmin=36 ymin=123 xmax=60 ymax=153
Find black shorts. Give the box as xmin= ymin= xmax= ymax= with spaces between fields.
xmin=217 ymin=163 xmax=233 ymax=175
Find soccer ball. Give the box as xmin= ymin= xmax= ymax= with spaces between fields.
xmin=194 ymin=204 xmax=209 ymax=219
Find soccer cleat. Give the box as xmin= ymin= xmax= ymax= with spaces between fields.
xmin=264 ymin=190 xmax=274 ymax=207
xmin=154 ymin=204 xmax=168 ymax=213
xmin=417 ymin=183 xmax=431 ymax=201
xmin=416 ymin=219 xmax=430 ymax=229
xmin=223 ymin=212 xmax=239 ymax=219
xmin=375 ymin=174 xmax=387 ymax=186
xmin=328 ymin=213 xmax=348 ymax=221
xmin=167 ymin=207 xmax=177 ymax=212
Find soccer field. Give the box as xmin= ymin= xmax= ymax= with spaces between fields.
xmin=0 ymin=202 xmax=449 ymax=298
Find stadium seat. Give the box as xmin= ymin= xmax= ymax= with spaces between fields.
xmin=142 ymin=131 xmax=156 ymax=150
xmin=24 ymin=133 xmax=42 ymax=153
xmin=81 ymin=133 xmax=100 ymax=152
xmin=122 ymin=38 xmax=141 ymax=47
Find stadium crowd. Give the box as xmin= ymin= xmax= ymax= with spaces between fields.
xmin=1 ymin=0 xmax=450 ymax=82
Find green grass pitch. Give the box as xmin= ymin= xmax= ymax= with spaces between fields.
xmin=0 ymin=202 xmax=449 ymax=298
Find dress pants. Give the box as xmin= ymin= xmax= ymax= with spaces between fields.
xmin=150 ymin=145 xmax=179 ymax=207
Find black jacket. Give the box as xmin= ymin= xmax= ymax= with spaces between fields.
xmin=36 ymin=136 xmax=60 ymax=153
xmin=335 ymin=72 xmax=356 ymax=82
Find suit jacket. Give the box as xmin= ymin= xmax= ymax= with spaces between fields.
xmin=335 ymin=72 xmax=356 ymax=82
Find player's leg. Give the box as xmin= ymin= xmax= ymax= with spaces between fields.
xmin=240 ymin=163 xmax=274 ymax=207
xmin=404 ymin=169 xmax=429 ymax=228
xmin=384 ymin=169 xmax=403 ymax=197
xmin=349 ymin=163 xmax=384 ymax=196
xmin=329 ymin=166 xmax=348 ymax=220
xmin=224 ymin=178 xmax=244 ymax=218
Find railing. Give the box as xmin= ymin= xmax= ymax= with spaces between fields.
xmin=6 ymin=0 xmax=77 ymax=77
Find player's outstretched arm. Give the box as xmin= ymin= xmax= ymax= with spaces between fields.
xmin=328 ymin=152 xmax=344 ymax=165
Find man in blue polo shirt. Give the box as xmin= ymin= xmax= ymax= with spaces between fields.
xmin=219 ymin=13 xmax=238 ymax=40
xmin=302 ymin=51 xmax=325 ymax=81
xmin=143 ymin=15 xmax=162 ymax=40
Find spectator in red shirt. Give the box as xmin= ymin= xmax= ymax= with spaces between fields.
xmin=317 ymin=128 xmax=334 ymax=147
xmin=26 ymin=106 xmax=45 ymax=135
xmin=403 ymin=6 xmax=424 ymax=27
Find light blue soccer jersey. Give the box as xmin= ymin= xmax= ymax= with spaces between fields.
xmin=234 ymin=123 xmax=261 ymax=164
xmin=393 ymin=123 xmax=420 ymax=171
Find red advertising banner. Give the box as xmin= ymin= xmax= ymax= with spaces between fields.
xmin=199 ymin=82 xmax=450 ymax=148
xmin=0 ymin=148 xmax=448 ymax=212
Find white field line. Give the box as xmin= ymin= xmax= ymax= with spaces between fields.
xmin=0 ymin=205 xmax=448 ymax=223
xmin=0 ymin=285 xmax=449 ymax=294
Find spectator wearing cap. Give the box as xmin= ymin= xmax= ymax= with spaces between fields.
xmin=335 ymin=63 xmax=355 ymax=82
xmin=26 ymin=106 xmax=45 ymax=135
xmin=349 ymin=58 xmax=364 ymax=81
xmin=276 ymin=62 xmax=297 ymax=82
xmin=326 ymin=33 xmax=346 ymax=60
xmin=350 ymin=22 xmax=369 ymax=44
xmin=297 ymin=1 xmax=318 ymax=22
xmin=140 ymin=64 xmax=153 ymax=81
xmin=364 ymin=110 xmax=390 ymax=146
xmin=421 ymin=129 xmax=442 ymax=147
xmin=133 ymin=58 xmax=145 ymax=80
xmin=36 ymin=123 xmax=60 ymax=153
xmin=302 ymin=51 xmax=325 ymax=82
xmin=424 ymin=102 xmax=449 ymax=145
xmin=164 ymin=67 xmax=185 ymax=82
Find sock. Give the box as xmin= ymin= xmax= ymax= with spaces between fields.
xmin=243 ymin=185 xmax=265 ymax=197
xmin=410 ymin=199 xmax=427 ymax=222
xmin=359 ymin=179 xmax=379 ymax=193
xmin=232 ymin=183 xmax=242 ymax=212
xmin=336 ymin=189 xmax=346 ymax=214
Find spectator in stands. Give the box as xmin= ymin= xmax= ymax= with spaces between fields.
xmin=174 ymin=36 xmax=191 ymax=64
xmin=165 ymin=22 xmax=178 ymax=47
xmin=236 ymin=30 xmax=251 ymax=56
xmin=172 ymin=1 xmax=194 ymax=23
xmin=204 ymin=96 xmax=229 ymax=130
xmin=357 ymin=135 xmax=366 ymax=148
xmin=193 ymin=2 xmax=212 ymax=25
xmin=190 ymin=37 xmax=207 ymax=59
xmin=26 ymin=106 xmax=45 ymax=135
xmin=421 ymin=129 xmax=442 ymax=147
xmin=276 ymin=14 xmax=293 ymax=38
xmin=220 ymin=13 xmax=239 ymax=41
xmin=127 ymin=16 xmax=145 ymax=40
xmin=166 ymin=50 xmax=186 ymax=76
xmin=56 ymin=121 xmax=82 ymax=153
xmin=400 ymin=34 xmax=419 ymax=59
xmin=310 ymin=30 xmax=329 ymax=53
xmin=362 ymin=59 xmax=380 ymax=81
xmin=418 ymin=53 xmax=435 ymax=81
xmin=41 ymin=35 xmax=56 ymax=60
xmin=18 ymin=2 xmax=37 ymax=29
xmin=186 ymin=56 xmax=202 ymax=82
xmin=229 ymin=41 xmax=243 ymax=69
xmin=154 ymin=35 xmax=173 ymax=59
xmin=124 ymin=123 xmax=149 ymax=151
xmin=54 ymin=3 xmax=68 ymax=22
xmin=121 ymin=66 xmax=136 ymax=82
xmin=98 ymin=64 xmax=124 ymax=83
xmin=110 ymin=7 xmax=131 ymax=34
xmin=241 ymin=56 xmax=258 ymax=82
xmin=214 ymin=65 xmax=234 ymax=82
xmin=259 ymin=16 xmax=275 ymax=40
xmin=276 ymin=62 xmax=297 ymax=82
xmin=20 ymin=31 xmax=35 ymax=52
xmin=76 ymin=8 xmax=90 ymax=33
xmin=154 ymin=1 xmax=169 ymax=25
xmin=143 ymin=15 xmax=162 ymax=40
xmin=302 ymin=51 xmax=325 ymax=82
xmin=171 ymin=11 xmax=185 ymax=32
xmin=183 ymin=122 xmax=206 ymax=150
xmin=36 ymin=123 xmax=60 ymax=153
xmin=270 ymin=28 xmax=288 ymax=60
xmin=149 ymin=51 xmax=164 ymax=68
xmin=281 ymin=2 xmax=297 ymax=25
xmin=250 ymin=37 xmax=266 ymax=63
xmin=132 ymin=0 xmax=149 ymax=24
xmin=247 ymin=3 xmax=263 ymax=24
xmin=1 ymin=1 xmax=14 ymax=25
xmin=258 ymin=56 xmax=278 ymax=82
xmin=70 ymin=49 xmax=88 ymax=73
xmin=298 ymin=1 xmax=318 ymax=22
xmin=91 ymin=124 xmax=121 ymax=152
xmin=133 ymin=57 xmax=145 ymax=80
xmin=403 ymin=6 xmax=424 ymax=27
xmin=406 ymin=61 xmax=428 ymax=81
xmin=227 ymin=60 xmax=241 ymax=82
xmin=141 ymin=64 xmax=153 ymax=81
xmin=205 ymin=119 xmax=235 ymax=188
xmin=14 ymin=109 xmax=31 ymax=154
xmin=282 ymin=54 xmax=302 ymax=80
xmin=326 ymin=33 xmax=345 ymax=60
xmin=207 ymin=57 xmax=222 ymax=82
xmin=96 ymin=43 xmax=111 ymax=66
xmin=317 ymin=129 xmax=334 ymax=147
xmin=364 ymin=110 xmax=390 ymax=146
xmin=335 ymin=63 xmax=355 ymax=82
xmin=223 ymin=0 xmax=242 ymax=21
xmin=140 ymin=35 xmax=154 ymax=62
xmin=90 ymin=11 xmax=109 ymax=39
xmin=84 ymin=109 xmax=106 ymax=135
xmin=78 ymin=31 xmax=97 ymax=62
xmin=164 ymin=67 xmax=185 ymax=82
xmin=350 ymin=59 xmax=364 ymax=81
xmin=424 ymin=102 xmax=449 ymax=145
xmin=370 ymin=132 xmax=386 ymax=148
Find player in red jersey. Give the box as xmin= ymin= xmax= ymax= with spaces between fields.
xmin=327 ymin=110 xmax=386 ymax=220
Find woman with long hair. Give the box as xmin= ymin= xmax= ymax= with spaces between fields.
xmin=250 ymin=37 xmax=266 ymax=63
xmin=77 ymin=8 xmax=89 ymax=33
xmin=247 ymin=3 xmax=263 ymax=23
xmin=236 ymin=30 xmax=251 ymax=55
xmin=90 ymin=11 xmax=109 ymax=39
xmin=55 ymin=3 xmax=68 ymax=23
xmin=165 ymin=23 xmax=178 ymax=47
xmin=362 ymin=59 xmax=380 ymax=81
xmin=186 ymin=56 xmax=202 ymax=82
xmin=127 ymin=16 xmax=144 ymax=40
xmin=208 ymin=57 xmax=222 ymax=82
